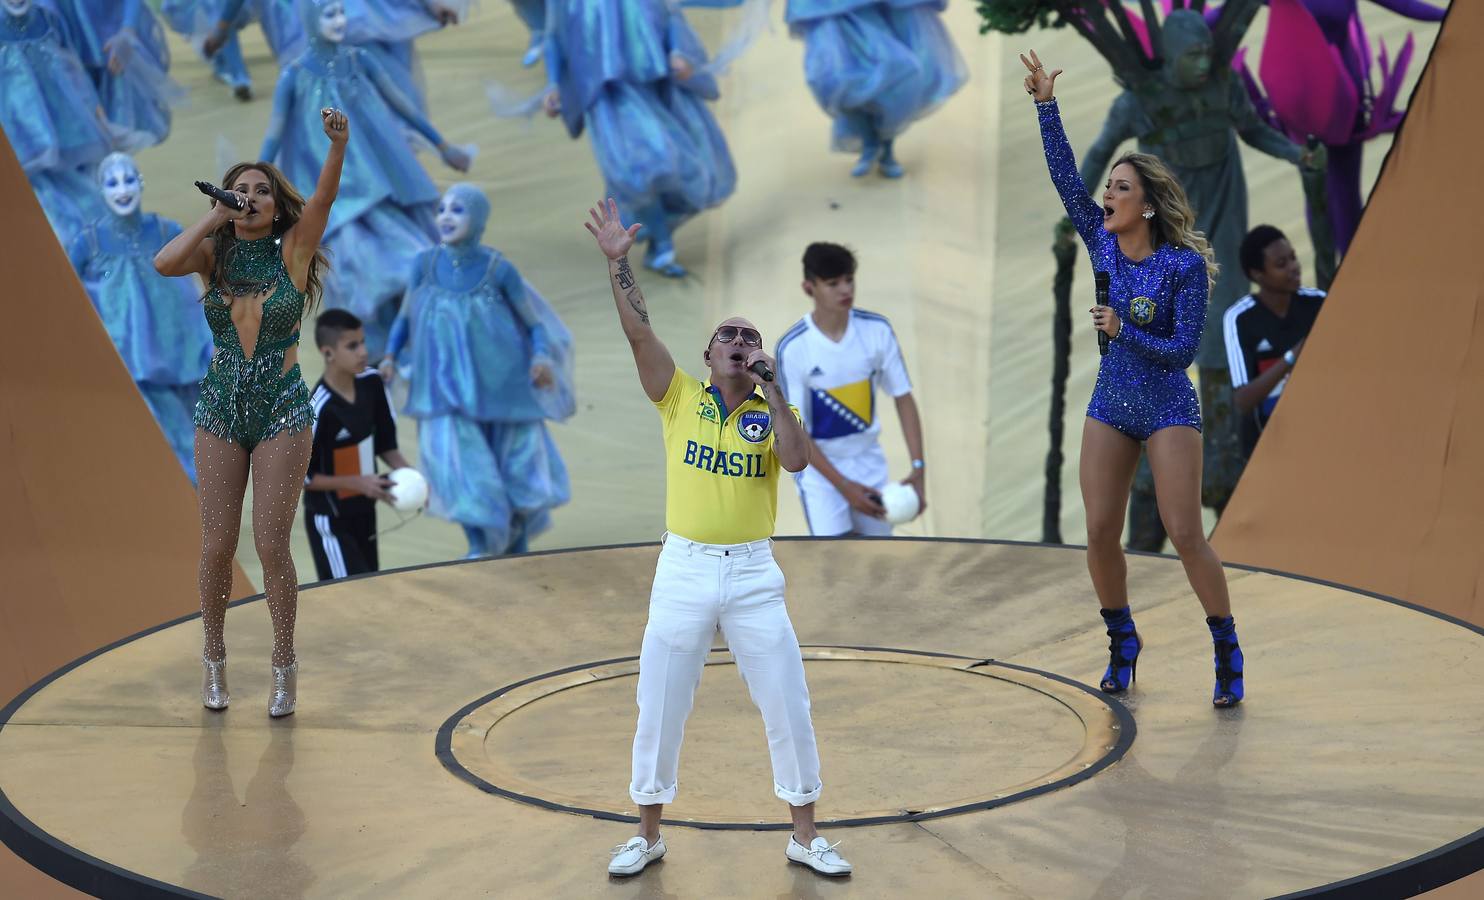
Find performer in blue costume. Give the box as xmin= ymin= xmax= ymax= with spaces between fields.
xmin=1024 ymin=50 xmax=1244 ymax=709
xmin=381 ymin=184 xmax=572 ymax=557
xmin=1 ymin=0 xmax=111 ymax=246
xmin=160 ymin=0 xmax=256 ymax=100
xmin=68 ymin=154 xmax=213 ymax=482
xmin=45 ymin=0 xmax=182 ymax=149
xmin=261 ymin=0 xmax=470 ymax=353
xmin=787 ymin=0 xmax=968 ymax=178
xmin=200 ymin=0 xmax=458 ymax=111
xmin=540 ymin=0 xmax=735 ymax=278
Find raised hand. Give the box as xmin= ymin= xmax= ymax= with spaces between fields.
xmin=440 ymin=143 xmax=472 ymax=172
xmin=427 ymin=1 xmax=459 ymax=26
xmin=584 ymin=198 xmax=641 ymax=260
xmin=1020 ymin=50 xmax=1063 ymax=103
xmin=321 ymin=107 xmax=349 ymax=145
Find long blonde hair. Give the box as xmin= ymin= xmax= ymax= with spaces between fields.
xmin=206 ymin=161 xmax=327 ymax=311
xmin=1112 ymin=152 xmax=1219 ymax=284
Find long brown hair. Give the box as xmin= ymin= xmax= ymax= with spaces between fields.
xmin=1112 ymin=152 xmax=1219 ymax=285
xmin=206 ymin=161 xmax=328 ymax=311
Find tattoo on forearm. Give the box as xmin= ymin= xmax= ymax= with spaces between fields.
xmin=614 ymin=256 xmax=649 ymax=324
xmin=628 ymin=289 xmax=649 ymax=324
xmin=615 ymin=256 xmax=636 ymax=290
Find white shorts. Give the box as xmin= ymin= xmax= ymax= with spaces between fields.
xmin=796 ymin=443 xmax=893 ymax=537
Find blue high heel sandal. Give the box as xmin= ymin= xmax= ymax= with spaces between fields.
xmin=1207 ymin=615 xmax=1244 ymax=707
xmin=1099 ymin=607 xmax=1142 ymax=694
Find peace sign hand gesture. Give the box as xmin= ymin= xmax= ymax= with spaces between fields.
xmin=584 ymin=198 xmax=641 ymax=260
xmin=1020 ymin=50 xmax=1063 ymax=103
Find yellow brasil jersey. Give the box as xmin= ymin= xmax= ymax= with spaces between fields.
xmin=655 ymin=367 xmax=800 ymax=545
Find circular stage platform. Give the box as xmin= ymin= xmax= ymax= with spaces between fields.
xmin=2 ymin=539 xmax=1482 ymax=898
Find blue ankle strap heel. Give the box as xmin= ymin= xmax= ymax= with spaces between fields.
xmin=1099 ymin=607 xmax=1142 ymax=694
xmin=1207 ymin=615 xmax=1244 ymax=708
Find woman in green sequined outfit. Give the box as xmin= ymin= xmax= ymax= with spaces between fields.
xmin=155 ymin=108 xmax=349 ymax=718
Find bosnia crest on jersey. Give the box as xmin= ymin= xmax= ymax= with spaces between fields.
xmin=738 ymin=410 xmax=772 ymax=443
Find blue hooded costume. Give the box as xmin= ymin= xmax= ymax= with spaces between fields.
xmin=2 ymin=2 xmax=111 ymax=247
xmin=44 ymin=0 xmax=182 ymax=150
xmin=68 ymin=153 xmax=214 ymax=481
xmin=543 ymin=0 xmax=735 ymax=275
xmin=385 ymin=183 xmax=573 ymax=556
xmin=786 ymin=0 xmax=967 ymax=172
xmin=260 ymin=0 xmax=464 ymax=352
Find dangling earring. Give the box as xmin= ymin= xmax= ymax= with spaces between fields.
xmin=274 ymin=214 xmax=280 ymax=222
xmin=1141 ymin=209 xmax=1154 ymax=220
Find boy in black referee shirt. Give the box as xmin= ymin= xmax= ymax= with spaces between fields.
xmin=304 ymin=310 xmax=412 ymax=581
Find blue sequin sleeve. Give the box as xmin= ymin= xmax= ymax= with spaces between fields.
xmin=1117 ymin=253 xmax=1208 ymax=370
xmin=1037 ymin=99 xmax=1105 ymax=250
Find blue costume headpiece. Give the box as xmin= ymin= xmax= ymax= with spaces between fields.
xmin=95 ymin=152 xmax=140 ymax=186
xmin=443 ymin=183 xmax=490 ymax=248
xmin=297 ymin=0 xmax=339 ymax=48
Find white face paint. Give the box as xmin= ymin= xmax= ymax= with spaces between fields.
xmin=100 ymin=159 xmax=143 ymax=217
xmin=2 ymin=0 xmax=33 ymax=19
xmin=318 ymin=2 xmax=347 ymax=43
xmin=435 ymin=191 xmax=472 ymax=245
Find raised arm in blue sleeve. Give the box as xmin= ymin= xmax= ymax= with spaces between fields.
xmin=363 ymin=50 xmax=447 ymax=148
xmin=1117 ymin=257 xmax=1208 ymax=369
xmin=1037 ymin=99 xmax=1106 ymax=249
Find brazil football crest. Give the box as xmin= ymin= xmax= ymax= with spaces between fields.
xmin=738 ymin=410 xmax=772 ymax=443
xmin=1130 ymin=296 xmax=1156 ymax=326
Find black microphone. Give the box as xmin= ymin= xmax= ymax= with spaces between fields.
xmin=1095 ymin=270 xmax=1111 ymax=357
xmin=194 ymin=180 xmax=245 ymax=211
xmin=749 ymin=360 xmax=775 ymax=383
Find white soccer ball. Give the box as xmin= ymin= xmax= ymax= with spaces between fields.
xmin=387 ymin=467 xmax=428 ymax=512
xmin=880 ymin=481 xmax=920 ymax=525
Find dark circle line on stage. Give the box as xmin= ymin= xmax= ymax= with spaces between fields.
xmin=434 ymin=645 xmax=1138 ymax=830
xmin=2 ymin=538 xmax=1484 ymax=900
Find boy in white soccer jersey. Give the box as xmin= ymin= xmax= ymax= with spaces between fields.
xmin=776 ymin=243 xmax=926 ymax=535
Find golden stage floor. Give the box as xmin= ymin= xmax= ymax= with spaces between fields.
xmin=3 ymin=541 xmax=1482 ymax=898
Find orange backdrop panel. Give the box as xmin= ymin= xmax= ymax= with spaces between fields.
xmin=1213 ymin=2 xmax=1484 ymax=628
xmin=0 ymin=131 xmax=255 ymax=709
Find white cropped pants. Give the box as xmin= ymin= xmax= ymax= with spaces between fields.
xmin=628 ymin=533 xmax=823 ymax=807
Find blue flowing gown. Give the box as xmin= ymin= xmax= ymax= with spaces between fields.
xmin=68 ymin=212 xmax=214 ymax=480
xmin=1 ymin=7 xmax=112 ymax=246
xmin=45 ymin=0 xmax=181 ymax=150
xmin=786 ymin=0 xmax=967 ymax=151
xmin=544 ymin=0 xmax=735 ymax=251
xmin=261 ymin=39 xmax=450 ymax=348
xmin=389 ymin=244 xmax=572 ymax=548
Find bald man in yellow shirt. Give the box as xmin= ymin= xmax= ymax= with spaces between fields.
xmin=585 ymin=200 xmax=852 ymax=879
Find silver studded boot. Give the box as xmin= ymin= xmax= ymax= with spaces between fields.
xmin=202 ymin=657 xmax=230 ymax=710
xmin=268 ymin=662 xmax=298 ymax=717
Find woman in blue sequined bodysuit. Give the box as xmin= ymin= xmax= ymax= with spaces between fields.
xmin=155 ymin=107 xmax=350 ymax=719
xmin=1023 ymin=51 xmax=1245 ymax=709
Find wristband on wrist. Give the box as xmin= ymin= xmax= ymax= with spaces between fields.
xmin=911 ymin=459 xmax=925 ymax=470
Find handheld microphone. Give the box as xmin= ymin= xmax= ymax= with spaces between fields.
xmin=1095 ymin=270 xmax=1110 ymax=357
xmin=749 ymin=360 xmax=775 ymax=383
xmin=194 ymin=180 xmax=246 ymax=211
